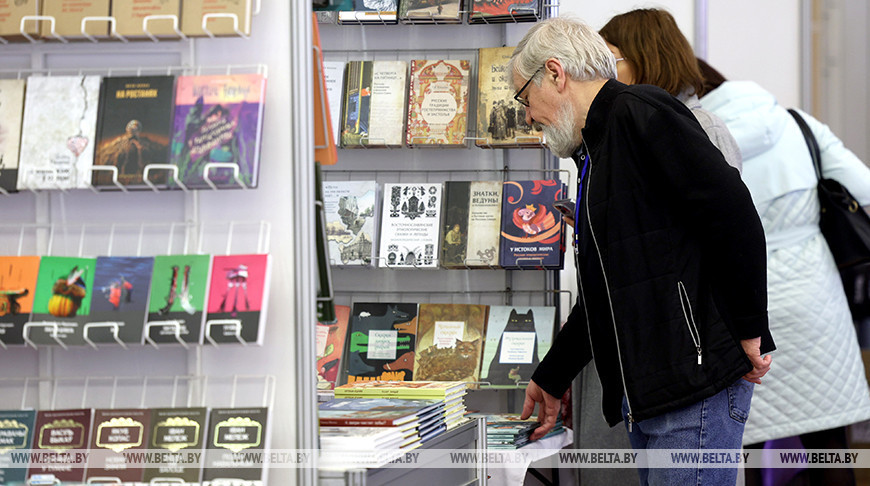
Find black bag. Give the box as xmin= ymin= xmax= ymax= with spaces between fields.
xmin=789 ymin=108 xmax=870 ymax=318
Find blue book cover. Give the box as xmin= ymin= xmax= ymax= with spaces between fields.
xmin=0 ymin=410 xmax=36 ymax=485
xmin=498 ymin=180 xmax=565 ymax=269
xmin=90 ymin=256 xmax=155 ymax=345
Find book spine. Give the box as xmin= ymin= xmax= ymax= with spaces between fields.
xmin=319 ymin=418 xmax=396 ymax=426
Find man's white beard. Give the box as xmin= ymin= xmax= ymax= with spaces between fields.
xmin=543 ymin=102 xmax=581 ymax=159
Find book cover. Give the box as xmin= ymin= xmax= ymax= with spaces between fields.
xmin=93 ymin=76 xmax=176 ymax=187
xmin=313 ymin=17 xmax=337 ymax=166
xmin=499 ymin=180 xmax=565 ymax=269
xmin=0 ymin=256 xmax=40 ymax=346
xmin=170 ymin=73 xmax=267 ymax=189
xmin=41 ymin=0 xmax=110 ymax=39
xmin=0 ymin=409 xmax=36 ymax=486
xmin=470 ymin=0 xmax=540 ymax=21
xmin=476 ymin=46 xmax=545 ymax=147
xmin=0 ymin=79 xmax=25 ymax=192
xmin=0 ymin=0 xmax=40 ymax=39
xmin=18 ymin=75 xmax=100 ymax=190
xmin=85 ymin=408 xmax=152 ymax=483
xmin=479 ymin=305 xmax=556 ymax=388
xmin=318 ymin=409 xmax=418 ymax=427
xmin=413 ymin=303 xmax=488 ymax=385
xmin=345 ymin=302 xmax=418 ymax=383
xmin=202 ymin=407 xmax=269 ymax=484
xmin=89 ymin=256 xmax=155 ymax=345
xmin=399 ymin=0 xmax=462 ymax=23
xmin=316 ymin=304 xmax=351 ymax=391
xmin=205 ymin=254 xmax=272 ymax=345
xmin=339 ymin=0 xmax=398 ymax=24
xmin=30 ymin=256 xmax=98 ymax=347
xmin=440 ymin=180 xmax=502 ymax=268
xmin=323 ymin=180 xmax=378 ymax=266
xmin=407 ymin=59 xmax=470 ymax=146
xmin=378 ymin=182 xmax=442 ymax=269
xmin=144 ymin=407 xmax=207 ymax=484
xmin=145 ymin=254 xmax=212 ymax=345
xmin=29 ymin=409 xmax=92 ymax=484
xmin=322 ymin=61 xmax=346 ymax=147
xmin=319 ymin=397 xmax=442 ymax=414
xmin=181 ymin=0 xmax=252 ymax=37
xmin=112 ymin=0 xmax=182 ymax=39
xmin=334 ymin=380 xmax=466 ymax=399
xmin=340 ymin=61 xmax=407 ymax=147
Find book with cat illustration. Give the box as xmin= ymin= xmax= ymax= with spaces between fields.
xmin=204 ymin=254 xmax=272 ymax=345
xmin=145 ymin=254 xmax=212 ymax=345
xmin=440 ymin=180 xmax=502 ymax=268
xmin=412 ymin=303 xmax=489 ymax=387
xmin=29 ymin=256 xmax=98 ymax=347
xmin=88 ymin=256 xmax=155 ymax=345
xmin=479 ymin=306 xmax=556 ymax=388
xmin=499 ymin=180 xmax=566 ymax=269
xmin=0 ymin=256 xmax=40 ymax=346
xmin=0 ymin=79 xmax=25 ymax=193
xmin=316 ymin=304 xmax=351 ymax=390
xmin=378 ymin=182 xmax=443 ymax=269
xmin=344 ymin=302 xmax=418 ymax=383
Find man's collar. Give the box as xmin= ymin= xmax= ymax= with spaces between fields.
xmin=581 ymin=78 xmax=627 ymax=151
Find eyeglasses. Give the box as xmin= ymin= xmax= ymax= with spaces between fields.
xmin=513 ymin=67 xmax=542 ymax=107
xmin=615 ymin=57 xmax=625 ymax=62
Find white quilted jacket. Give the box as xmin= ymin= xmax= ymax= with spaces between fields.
xmin=702 ymin=81 xmax=870 ymax=444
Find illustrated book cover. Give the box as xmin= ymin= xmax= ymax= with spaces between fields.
xmin=204 ymin=254 xmax=272 ymax=345
xmin=0 ymin=79 xmax=25 ymax=192
xmin=170 ymin=73 xmax=267 ymax=189
xmin=476 ymin=46 xmax=545 ymax=147
xmin=29 ymin=256 xmax=98 ymax=347
xmin=202 ymin=407 xmax=270 ymax=484
xmin=93 ymin=75 xmax=176 ymax=188
xmin=440 ymin=180 xmax=502 ymax=268
xmin=499 ymin=180 xmax=565 ymax=269
xmin=29 ymin=408 xmax=92 ymax=484
xmin=0 ymin=409 xmax=36 ymax=486
xmin=413 ymin=303 xmax=488 ymax=386
xmin=479 ymin=305 xmax=556 ymax=388
xmin=469 ymin=0 xmax=541 ymax=23
xmin=88 ymin=256 xmax=155 ymax=345
xmin=18 ymin=75 xmax=100 ymax=190
xmin=144 ymin=407 xmax=207 ymax=483
xmin=378 ymin=182 xmax=442 ymax=269
xmin=338 ymin=0 xmax=398 ymax=24
xmin=0 ymin=256 xmax=40 ymax=346
xmin=85 ymin=408 xmax=152 ymax=483
xmin=340 ymin=60 xmax=407 ymax=148
xmin=316 ymin=304 xmax=351 ymax=391
xmin=399 ymin=0 xmax=462 ymax=23
xmin=344 ymin=302 xmax=418 ymax=383
xmin=145 ymin=254 xmax=212 ymax=345
xmin=323 ymin=180 xmax=378 ymax=266
xmin=407 ymin=59 xmax=470 ymax=147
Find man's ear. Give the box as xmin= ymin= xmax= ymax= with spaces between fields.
xmin=544 ymin=58 xmax=567 ymax=91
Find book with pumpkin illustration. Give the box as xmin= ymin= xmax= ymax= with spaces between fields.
xmin=412 ymin=303 xmax=488 ymax=388
xmin=29 ymin=256 xmax=97 ymax=347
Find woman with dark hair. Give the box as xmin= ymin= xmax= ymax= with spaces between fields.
xmin=599 ymin=8 xmax=742 ymax=173
xmin=700 ymin=59 xmax=870 ymax=486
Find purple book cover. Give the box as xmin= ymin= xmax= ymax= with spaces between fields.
xmin=170 ymin=73 xmax=266 ymax=189
xmin=499 ymin=180 xmax=565 ymax=269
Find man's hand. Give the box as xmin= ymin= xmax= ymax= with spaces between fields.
xmin=741 ymin=336 xmax=772 ymax=384
xmin=521 ymin=379 xmax=562 ymax=441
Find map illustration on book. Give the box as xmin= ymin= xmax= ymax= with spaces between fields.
xmin=345 ymin=302 xmax=418 ymax=383
xmin=18 ymin=75 xmax=100 ymax=190
xmin=476 ymin=46 xmax=544 ymax=147
xmin=89 ymin=256 xmax=155 ymax=345
xmin=170 ymin=73 xmax=266 ymax=189
xmin=317 ymin=304 xmax=351 ymax=390
xmin=0 ymin=79 xmax=25 ymax=193
xmin=145 ymin=254 xmax=212 ymax=345
xmin=480 ymin=305 xmax=556 ymax=388
xmin=205 ymin=254 xmax=272 ymax=345
xmin=378 ymin=183 xmax=442 ymax=269
xmin=413 ymin=303 xmax=488 ymax=386
xmin=93 ymin=75 xmax=176 ymax=188
xmin=499 ymin=180 xmax=565 ymax=269
xmin=323 ymin=180 xmax=378 ymax=266
xmin=407 ymin=59 xmax=470 ymax=147
xmin=441 ymin=180 xmax=502 ymax=268
xmin=30 ymin=256 xmax=97 ymax=347
xmin=0 ymin=256 xmax=40 ymax=346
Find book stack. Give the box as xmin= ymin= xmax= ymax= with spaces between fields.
xmin=319 ymin=397 xmax=446 ymax=443
xmin=467 ymin=412 xmax=564 ymax=449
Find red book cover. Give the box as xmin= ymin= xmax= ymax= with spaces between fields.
xmin=29 ymin=409 xmax=93 ymax=483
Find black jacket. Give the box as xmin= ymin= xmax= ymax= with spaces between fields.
xmin=532 ymin=80 xmax=774 ymax=427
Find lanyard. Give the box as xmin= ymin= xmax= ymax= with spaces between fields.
xmin=574 ymin=143 xmax=590 ymax=243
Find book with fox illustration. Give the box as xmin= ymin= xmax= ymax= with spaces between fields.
xmin=344 ymin=302 xmax=419 ymax=383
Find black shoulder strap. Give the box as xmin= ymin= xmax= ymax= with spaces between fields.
xmin=788 ymin=108 xmax=823 ymax=180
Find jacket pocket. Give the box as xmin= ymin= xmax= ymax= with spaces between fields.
xmin=677 ymin=281 xmax=702 ymax=365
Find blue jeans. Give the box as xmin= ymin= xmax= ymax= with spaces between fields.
xmin=622 ymin=378 xmax=754 ymax=486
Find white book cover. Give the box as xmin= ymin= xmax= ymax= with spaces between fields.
xmin=18 ymin=75 xmax=100 ymax=190
xmin=0 ymin=79 xmax=25 ymax=193
xmin=465 ymin=181 xmax=502 ymax=267
xmin=368 ymin=60 xmax=407 ymax=147
xmin=322 ymin=61 xmax=346 ymax=147
xmin=323 ymin=180 xmax=379 ymax=266
xmin=379 ymin=183 xmax=442 ymax=269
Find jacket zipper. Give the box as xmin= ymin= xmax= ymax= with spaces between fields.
xmin=677 ymin=281 xmax=703 ymax=365
xmin=579 ymin=143 xmax=635 ymax=432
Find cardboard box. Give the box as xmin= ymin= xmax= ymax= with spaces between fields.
xmin=181 ymin=0 xmax=251 ymax=37
xmin=41 ymin=0 xmax=110 ymax=40
xmin=113 ymin=0 xmax=181 ymax=39
xmin=0 ymin=0 xmax=41 ymax=40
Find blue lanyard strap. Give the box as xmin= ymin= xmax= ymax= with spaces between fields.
xmin=574 ymin=143 xmax=589 ymax=241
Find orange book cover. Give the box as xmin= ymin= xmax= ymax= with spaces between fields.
xmin=0 ymin=256 xmax=40 ymax=346
xmin=312 ymin=14 xmax=338 ymax=165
